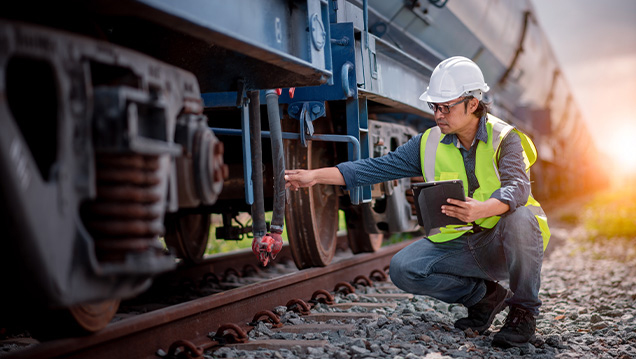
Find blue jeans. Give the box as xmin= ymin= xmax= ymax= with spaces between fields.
xmin=390 ymin=206 xmax=544 ymax=315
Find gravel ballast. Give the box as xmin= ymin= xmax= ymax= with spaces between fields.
xmin=211 ymin=222 xmax=636 ymax=359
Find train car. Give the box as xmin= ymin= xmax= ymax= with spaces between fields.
xmin=0 ymin=0 xmax=601 ymax=335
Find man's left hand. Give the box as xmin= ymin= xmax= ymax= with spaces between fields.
xmin=441 ymin=197 xmax=485 ymax=223
xmin=442 ymin=197 xmax=509 ymax=223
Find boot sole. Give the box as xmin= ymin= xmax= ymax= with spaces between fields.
xmin=492 ymin=335 xmax=534 ymax=348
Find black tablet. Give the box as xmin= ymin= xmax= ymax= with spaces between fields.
xmin=412 ymin=180 xmax=468 ymax=233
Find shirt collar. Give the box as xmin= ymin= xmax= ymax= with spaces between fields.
xmin=440 ymin=115 xmax=489 ymax=149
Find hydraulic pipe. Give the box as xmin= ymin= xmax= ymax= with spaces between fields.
xmin=265 ymin=90 xmax=285 ymax=234
xmin=248 ymin=91 xmax=267 ymax=238
xmin=210 ymin=127 xmax=363 ymax=204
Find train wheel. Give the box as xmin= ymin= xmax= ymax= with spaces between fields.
xmin=344 ymin=204 xmax=384 ymax=253
xmin=283 ymin=118 xmax=338 ymax=269
xmin=164 ymin=212 xmax=211 ymax=263
xmin=67 ymin=299 xmax=121 ymax=333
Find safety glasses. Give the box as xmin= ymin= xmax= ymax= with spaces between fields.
xmin=428 ymin=97 xmax=470 ymax=114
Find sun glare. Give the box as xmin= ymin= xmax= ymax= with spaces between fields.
xmin=606 ymin=123 xmax=636 ymax=174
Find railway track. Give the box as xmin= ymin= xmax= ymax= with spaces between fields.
xmin=4 ymin=239 xmax=415 ymax=359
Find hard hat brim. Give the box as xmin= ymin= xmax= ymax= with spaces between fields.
xmin=419 ymin=87 xmax=489 ymax=103
xmin=419 ymin=91 xmax=461 ymax=103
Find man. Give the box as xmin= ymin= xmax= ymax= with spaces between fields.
xmin=284 ymin=56 xmax=550 ymax=347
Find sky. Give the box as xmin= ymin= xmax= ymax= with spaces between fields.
xmin=531 ymin=0 xmax=636 ymax=172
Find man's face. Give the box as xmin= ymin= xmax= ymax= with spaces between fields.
xmin=431 ymin=97 xmax=478 ymax=135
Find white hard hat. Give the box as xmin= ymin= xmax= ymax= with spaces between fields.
xmin=419 ymin=56 xmax=490 ymax=103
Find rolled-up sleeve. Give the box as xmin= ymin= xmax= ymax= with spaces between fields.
xmin=491 ymin=131 xmax=531 ymax=215
xmin=336 ymin=134 xmax=423 ymax=192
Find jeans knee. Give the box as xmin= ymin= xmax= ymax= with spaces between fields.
xmin=502 ymin=206 xmax=535 ymax=225
xmin=389 ymin=253 xmax=409 ymax=289
xmin=389 ymin=250 xmax=426 ymax=291
xmin=499 ymin=206 xmax=543 ymax=249
xmin=499 ymin=207 xmax=538 ymax=234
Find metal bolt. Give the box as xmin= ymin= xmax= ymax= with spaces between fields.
xmin=312 ymin=105 xmax=321 ymax=115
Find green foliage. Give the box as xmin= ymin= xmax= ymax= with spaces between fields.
xmin=205 ymin=212 xmax=289 ymax=255
xmin=383 ymin=231 xmax=420 ymax=246
xmin=339 ymin=209 xmax=347 ymax=231
xmin=581 ymin=188 xmax=636 ymax=239
xmin=204 ymin=210 xmax=347 ymax=255
xmin=206 ymin=237 xmax=252 ymax=254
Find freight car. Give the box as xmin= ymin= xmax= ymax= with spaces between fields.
xmin=0 ymin=0 xmax=600 ymax=335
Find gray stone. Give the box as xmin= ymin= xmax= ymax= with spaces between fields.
xmin=590 ymin=313 xmax=603 ymax=323
xmin=545 ymin=334 xmax=563 ymax=347
xmin=376 ymin=315 xmax=389 ymax=328
xmin=307 ymin=346 xmax=324 ymax=355
xmin=290 ymin=345 xmax=303 ymax=355
xmin=445 ymin=350 xmax=474 ymax=358
xmin=385 ymin=347 xmax=401 ymax=356
xmin=272 ymin=332 xmax=296 ymax=340
xmin=375 ymin=328 xmax=393 ymax=341
xmin=351 ymin=338 xmax=366 ymax=349
xmin=350 ymin=345 xmax=368 ymax=355
xmin=591 ymin=321 xmax=609 ymax=330
xmin=273 ymin=306 xmax=288 ymax=316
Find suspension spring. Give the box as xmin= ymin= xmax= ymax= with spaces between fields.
xmin=81 ymin=153 xmax=165 ymax=262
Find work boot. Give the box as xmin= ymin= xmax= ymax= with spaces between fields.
xmin=454 ymin=281 xmax=511 ymax=334
xmin=492 ymin=306 xmax=536 ymax=347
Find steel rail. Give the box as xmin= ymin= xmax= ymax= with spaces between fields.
xmin=8 ymin=240 xmax=415 ymax=359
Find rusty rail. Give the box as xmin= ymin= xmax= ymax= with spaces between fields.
xmin=8 ymin=240 xmax=414 ymax=359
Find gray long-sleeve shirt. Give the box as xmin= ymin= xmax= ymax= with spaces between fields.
xmin=336 ymin=117 xmax=531 ymax=215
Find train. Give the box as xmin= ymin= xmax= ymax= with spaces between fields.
xmin=0 ymin=0 xmax=603 ymax=336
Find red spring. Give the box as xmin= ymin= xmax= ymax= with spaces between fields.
xmin=81 ymin=153 xmax=165 ymax=262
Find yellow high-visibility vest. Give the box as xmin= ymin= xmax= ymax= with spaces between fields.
xmin=419 ymin=114 xmax=550 ymax=250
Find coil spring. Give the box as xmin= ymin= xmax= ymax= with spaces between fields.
xmin=81 ymin=153 xmax=165 ymax=262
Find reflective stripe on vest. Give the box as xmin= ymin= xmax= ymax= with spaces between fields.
xmin=419 ymin=114 xmax=551 ymax=250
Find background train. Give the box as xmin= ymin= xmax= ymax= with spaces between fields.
xmin=0 ymin=0 xmax=603 ymax=335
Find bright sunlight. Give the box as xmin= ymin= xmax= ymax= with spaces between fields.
xmin=605 ymin=122 xmax=636 ymax=175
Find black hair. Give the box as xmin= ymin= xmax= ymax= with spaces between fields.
xmin=464 ymin=96 xmax=489 ymax=119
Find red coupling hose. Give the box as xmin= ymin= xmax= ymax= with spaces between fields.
xmin=251 ymin=232 xmax=283 ymax=267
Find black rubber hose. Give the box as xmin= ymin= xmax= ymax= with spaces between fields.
xmin=265 ymin=90 xmax=286 ymax=234
xmin=248 ymin=91 xmax=267 ymax=237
